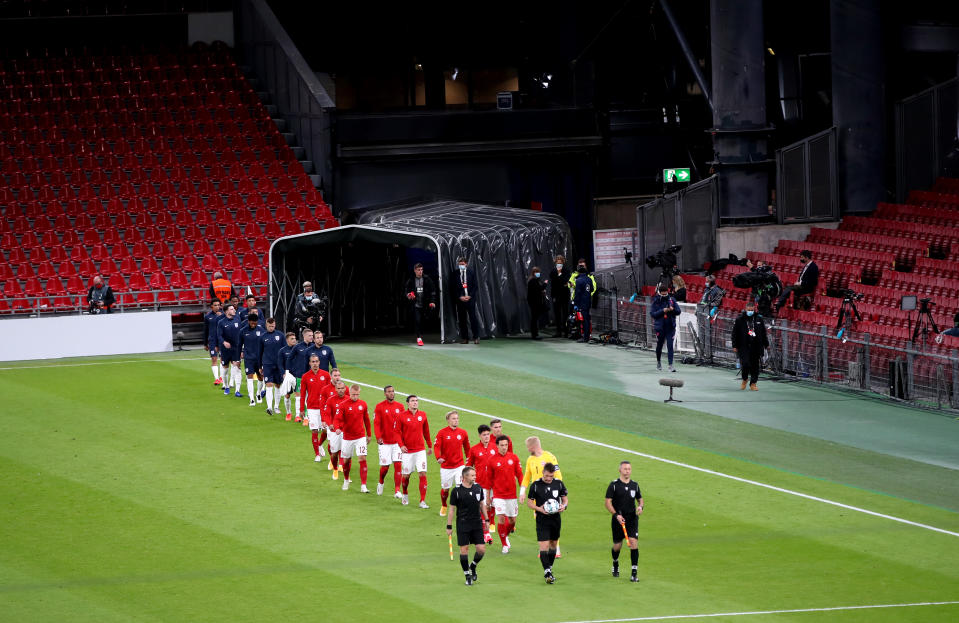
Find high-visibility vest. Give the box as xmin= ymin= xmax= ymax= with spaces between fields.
xmin=212 ymin=278 xmax=232 ymax=303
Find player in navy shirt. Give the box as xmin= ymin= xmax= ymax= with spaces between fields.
xmin=259 ymin=317 xmax=285 ymax=416
xmin=288 ymin=328 xmax=315 ymax=422
xmin=277 ymin=331 xmax=297 ymax=420
xmin=237 ymin=294 xmax=266 ymax=327
xmin=203 ymin=300 xmax=223 ymax=387
xmin=239 ymin=312 xmax=265 ymax=407
xmin=218 ymin=304 xmax=244 ymax=398
xmin=310 ymin=330 xmax=336 ymax=371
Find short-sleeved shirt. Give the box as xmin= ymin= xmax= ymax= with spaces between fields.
xmin=450 ymin=483 xmax=485 ymax=531
xmin=528 ymin=478 xmax=567 ymax=520
xmin=605 ymin=479 xmax=642 ymax=517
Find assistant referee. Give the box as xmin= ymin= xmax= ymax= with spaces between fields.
xmin=447 ymin=466 xmax=488 ymax=586
xmin=604 ymin=460 xmax=644 ymax=582
xmin=526 ymin=463 xmax=567 ymax=584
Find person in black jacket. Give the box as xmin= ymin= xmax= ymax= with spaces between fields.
xmin=450 ymin=256 xmax=481 ymax=344
xmin=86 ymin=275 xmax=115 ymax=314
xmin=773 ymin=250 xmax=819 ymax=313
xmin=649 ymin=284 xmax=678 ymax=372
xmin=547 ymin=255 xmax=572 ymax=338
xmin=405 ymin=263 xmax=437 ymax=346
xmin=526 ymin=267 xmax=547 ymax=340
xmin=731 ymin=299 xmax=769 ymax=391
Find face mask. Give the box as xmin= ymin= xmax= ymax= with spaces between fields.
xmin=556 ymin=264 xmax=563 ymax=270
xmin=746 ymin=310 xmax=754 ymax=317
xmin=534 ymin=272 xmax=541 ymax=278
xmin=800 ymin=258 xmax=807 ymax=264
xmin=458 ymin=264 xmax=466 ymax=270
xmin=578 ymin=265 xmax=586 ymax=271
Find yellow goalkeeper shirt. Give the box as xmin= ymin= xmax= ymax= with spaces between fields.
xmin=522 ymin=450 xmax=563 ymax=488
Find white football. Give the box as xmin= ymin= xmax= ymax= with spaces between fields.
xmin=543 ymin=498 xmax=561 ymax=514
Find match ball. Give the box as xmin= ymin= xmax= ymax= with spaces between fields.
xmin=543 ymin=499 xmax=561 ymax=514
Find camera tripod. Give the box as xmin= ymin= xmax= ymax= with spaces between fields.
xmin=624 ymin=247 xmax=641 ymax=303
xmin=910 ymin=299 xmax=940 ymax=346
xmin=835 ymin=295 xmax=862 ymax=342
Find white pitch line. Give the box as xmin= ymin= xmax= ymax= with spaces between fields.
xmin=345 ymin=378 xmax=959 ymax=539
xmin=555 ymin=600 xmax=959 ymax=622
xmin=0 ymin=356 xmax=205 ymax=371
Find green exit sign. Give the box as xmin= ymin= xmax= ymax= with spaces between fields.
xmin=663 ymin=168 xmax=691 ymax=183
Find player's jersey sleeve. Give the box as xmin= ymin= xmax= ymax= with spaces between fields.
xmin=433 ymin=430 xmax=444 ymax=461
xmin=423 ymin=416 xmax=432 ymax=449
xmin=513 ymin=455 xmax=523 ymax=481
xmin=362 ymin=402 xmax=371 ymax=437
xmin=373 ymin=404 xmax=384 ymax=439
xmin=460 ymin=432 xmax=471 ymax=457
xmin=521 ymin=456 xmax=534 ymax=488
xmin=299 ymin=374 xmax=309 ymax=412
xmin=327 ymin=347 xmax=336 ymax=370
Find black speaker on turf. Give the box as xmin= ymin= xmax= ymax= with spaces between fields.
xmin=888 ymin=360 xmax=908 ymax=399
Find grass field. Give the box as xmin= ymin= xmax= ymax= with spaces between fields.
xmin=1 ymin=341 xmax=958 ymax=622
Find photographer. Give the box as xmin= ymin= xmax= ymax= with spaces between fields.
xmin=731 ymin=300 xmax=768 ymax=391
xmin=294 ymin=281 xmax=326 ymax=334
xmin=405 ymin=263 xmax=437 ymax=346
xmin=733 ymin=262 xmax=780 ymax=317
xmin=86 ymin=275 xmax=115 ymax=314
xmin=773 ymin=250 xmax=819 ymax=314
xmin=944 ymin=313 xmax=959 ymax=338
xmin=649 ymin=284 xmax=678 ymax=372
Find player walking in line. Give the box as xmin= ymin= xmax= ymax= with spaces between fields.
xmin=319 ymin=368 xmax=343 ymax=468
xmin=374 ymin=385 xmax=405 ymax=497
xmin=489 ymin=419 xmax=513 ymax=452
xmin=203 ymin=300 xmax=223 ymax=386
xmin=467 ymin=424 xmax=497 ymax=544
xmin=310 ymin=330 xmax=336 ymax=371
xmin=446 ymin=466 xmax=489 ymax=586
xmin=278 ymin=332 xmax=297 ymax=419
xmin=218 ymin=304 xmax=244 ymax=398
xmin=526 ymin=463 xmax=567 ymax=584
xmin=520 ymin=436 xmax=564 ymax=557
xmin=398 ymin=395 xmax=432 ymax=508
xmin=332 ymin=384 xmax=372 ymax=492
xmin=605 ymin=460 xmax=644 ymax=582
xmin=488 ymin=435 xmax=523 ymax=553
xmin=287 ymin=329 xmax=314 ymax=423
xmin=434 ymin=410 xmax=471 ymax=516
xmin=238 ymin=312 xmax=265 ymax=407
xmin=299 ymin=354 xmax=331 ymax=462
xmin=259 ymin=318 xmax=285 ymax=416
xmin=325 ymin=380 xmax=349 ymax=480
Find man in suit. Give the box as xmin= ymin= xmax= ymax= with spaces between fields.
xmin=405 ymin=263 xmax=437 ymax=346
xmin=774 ymin=250 xmax=819 ymax=314
xmin=450 ymin=256 xmax=481 ymax=344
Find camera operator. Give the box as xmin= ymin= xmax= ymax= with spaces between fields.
xmin=649 ymin=284 xmax=678 ymax=372
xmin=731 ymin=300 xmax=768 ymax=391
xmin=743 ymin=261 xmax=780 ymax=317
xmin=773 ymin=250 xmax=818 ymax=314
xmin=942 ymin=312 xmax=959 ymax=338
xmin=86 ymin=275 xmax=115 ymax=314
xmin=294 ymin=281 xmax=326 ymax=333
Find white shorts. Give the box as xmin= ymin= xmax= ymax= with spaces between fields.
xmin=340 ymin=437 xmax=367 ymax=460
xmin=307 ymin=409 xmax=322 ymax=431
xmin=401 ymin=450 xmax=428 ymax=475
xmin=493 ymin=497 xmax=519 ymax=518
xmin=328 ymin=429 xmax=343 ymax=453
xmin=377 ymin=442 xmax=401 ymax=466
xmin=440 ymin=465 xmax=466 ymax=490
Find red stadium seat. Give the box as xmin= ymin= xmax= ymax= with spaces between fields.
xmin=150 ymin=273 xmax=175 ymax=303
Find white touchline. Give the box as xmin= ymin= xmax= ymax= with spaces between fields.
xmin=555 ymin=600 xmax=959 ymax=622
xmin=345 ymin=378 xmax=959 ymax=539
xmin=0 ymin=356 xmax=204 ymax=371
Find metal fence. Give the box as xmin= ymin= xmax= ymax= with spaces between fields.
xmin=776 ymin=127 xmax=839 ymax=223
xmin=590 ymin=291 xmax=959 ymax=412
xmin=895 ymin=78 xmax=958 ymax=202
xmin=636 ymin=175 xmax=718 ymax=286
xmin=235 ymin=0 xmax=335 ymax=195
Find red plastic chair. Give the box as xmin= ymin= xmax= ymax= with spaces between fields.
xmin=150 ymin=273 xmax=175 ymax=303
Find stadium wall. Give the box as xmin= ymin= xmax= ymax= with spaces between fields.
xmin=0 ymin=312 xmax=173 ymax=362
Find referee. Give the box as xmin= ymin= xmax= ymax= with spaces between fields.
xmin=447 ymin=466 xmax=488 ymax=586
xmin=526 ymin=463 xmax=568 ymax=584
xmin=604 ymin=460 xmax=644 ymax=582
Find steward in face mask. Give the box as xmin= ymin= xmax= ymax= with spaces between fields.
xmin=527 ymin=266 xmax=548 ymax=340
xmin=649 ymin=286 xmax=678 ymax=372
xmin=548 ymin=255 xmax=572 ymax=338
xmin=731 ymin=300 xmax=769 ymax=391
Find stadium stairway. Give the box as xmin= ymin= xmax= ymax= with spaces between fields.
xmin=0 ymin=42 xmax=338 ymax=316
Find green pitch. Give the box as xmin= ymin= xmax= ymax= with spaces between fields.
xmin=1 ymin=341 xmax=958 ymax=622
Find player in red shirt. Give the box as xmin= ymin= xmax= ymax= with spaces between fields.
xmin=397 ymin=394 xmax=432 ymax=508
xmin=490 ymin=419 xmax=513 ymax=453
xmin=434 ymin=410 xmax=471 ymax=517
xmin=317 ymin=368 xmax=343 ymax=463
xmin=298 ymin=355 xmax=331 ymax=462
xmin=467 ymin=424 xmax=497 ymax=544
xmin=374 ymin=385 xmax=405 ymax=497
xmin=324 ymin=381 xmax=350 ymax=480
xmin=488 ymin=434 xmax=523 ymax=553
xmin=332 ymin=384 xmax=372 ymax=492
